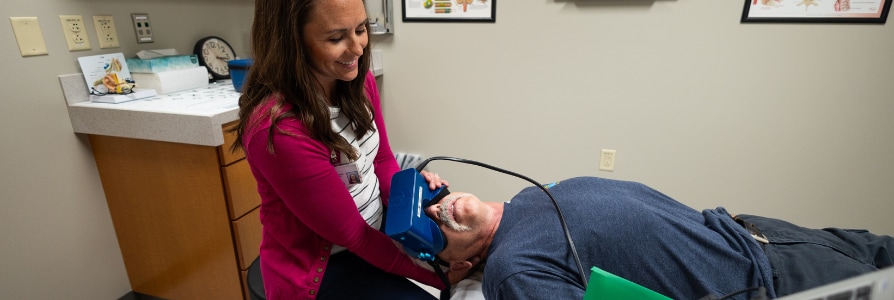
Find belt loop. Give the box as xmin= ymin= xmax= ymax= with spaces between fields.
xmin=733 ymin=216 xmax=770 ymax=244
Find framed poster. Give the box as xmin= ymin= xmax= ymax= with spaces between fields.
xmin=742 ymin=0 xmax=891 ymax=23
xmin=403 ymin=0 xmax=495 ymax=22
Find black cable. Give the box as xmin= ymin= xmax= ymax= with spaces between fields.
xmin=428 ymin=260 xmax=452 ymax=300
xmin=415 ymin=156 xmax=589 ymax=290
xmin=90 ymin=86 xmax=135 ymax=96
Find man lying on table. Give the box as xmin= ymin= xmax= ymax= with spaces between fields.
xmin=427 ymin=176 xmax=893 ymax=300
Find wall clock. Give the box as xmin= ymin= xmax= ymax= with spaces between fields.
xmin=194 ymin=36 xmax=236 ymax=80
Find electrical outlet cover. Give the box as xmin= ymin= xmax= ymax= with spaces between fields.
xmin=599 ymin=149 xmax=616 ymax=171
xmin=93 ymin=16 xmax=120 ymax=49
xmin=59 ymin=15 xmax=91 ymax=51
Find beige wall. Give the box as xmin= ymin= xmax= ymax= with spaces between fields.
xmin=377 ymin=0 xmax=894 ymax=238
xmin=1 ymin=0 xmax=253 ymax=298
xmin=1 ymin=0 xmax=891 ymax=298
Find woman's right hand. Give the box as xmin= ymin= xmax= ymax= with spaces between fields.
xmin=420 ymin=170 xmax=449 ymax=191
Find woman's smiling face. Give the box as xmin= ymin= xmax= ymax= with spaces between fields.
xmin=302 ymin=0 xmax=369 ymax=91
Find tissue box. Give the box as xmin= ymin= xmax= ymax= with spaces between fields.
xmin=132 ymin=67 xmax=209 ymax=94
xmin=126 ymin=55 xmax=200 ymax=73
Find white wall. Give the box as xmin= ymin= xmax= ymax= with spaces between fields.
xmin=0 ymin=0 xmax=253 ymax=298
xmin=374 ymin=0 xmax=894 ymax=236
xmin=1 ymin=0 xmax=891 ymax=298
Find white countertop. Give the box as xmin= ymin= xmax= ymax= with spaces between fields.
xmin=59 ymin=64 xmax=383 ymax=147
xmin=60 ymin=74 xmax=240 ymax=147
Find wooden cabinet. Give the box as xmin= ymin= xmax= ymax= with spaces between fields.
xmin=89 ymin=121 xmax=261 ymax=300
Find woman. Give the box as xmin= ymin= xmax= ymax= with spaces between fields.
xmin=230 ymin=0 xmax=462 ymax=298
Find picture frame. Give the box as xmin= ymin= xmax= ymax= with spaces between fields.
xmin=402 ymin=0 xmax=496 ymax=23
xmin=741 ymin=0 xmax=891 ymax=23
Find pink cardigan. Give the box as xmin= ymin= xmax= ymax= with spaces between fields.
xmin=243 ymin=73 xmax=443 ymax=299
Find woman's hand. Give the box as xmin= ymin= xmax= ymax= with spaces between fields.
xmin=420 ymin=170 xmax=449 ymax=191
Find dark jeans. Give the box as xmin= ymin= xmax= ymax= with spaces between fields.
xmin=736 ymin=214 xmax=894 ymax=297
xmin=317 ymin=251 xmax=437 ymax=300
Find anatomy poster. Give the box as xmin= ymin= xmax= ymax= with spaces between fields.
xmin=403 ymin=0 xmax=495 ymax=22
xmin=743 ymin=0 xmax=890 ymax=22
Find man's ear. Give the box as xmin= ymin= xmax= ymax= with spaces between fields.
xmin=449 ymin=256 xmax=481 ymax=272
xmin=449 ymin=260 xmax=473 ymax=272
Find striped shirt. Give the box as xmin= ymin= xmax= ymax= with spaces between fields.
xmin=244 ymin=72 xmax=443 ymax=298
xmin=329 ymin=106 xmax=383 ymax=254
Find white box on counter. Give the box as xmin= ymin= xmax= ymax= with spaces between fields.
xmin=132 ymin=67 xmax=209 ymax=95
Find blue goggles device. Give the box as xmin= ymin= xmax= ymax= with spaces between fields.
xmin=383 ymin=157 xmax=590 ymax=299
xmin=384 ymin=168 xmax=450 ymax=261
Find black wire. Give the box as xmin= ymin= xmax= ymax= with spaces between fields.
xmin=416 ymin=156 xmax=589 ymax=290
xmin=90 ymin=87 xmax=109 ymax=96
xmin=90 ymin=86 xmax=135 ymax=96
xmin=428 ymin=260 xmax=452 ymax=300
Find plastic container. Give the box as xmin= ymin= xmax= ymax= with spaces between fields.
xmin=228 ymin=58 xmax=252 ymax=93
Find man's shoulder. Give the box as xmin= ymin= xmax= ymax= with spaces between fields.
xmin=534 ymin=176 xmax=648 ymax=191
xmin=513 ymin=176 xmax=650 ymax=203
xmin=483 ymin=227 xmax=579 ymax=287
xmin=482 ymin=261 xmax=586 ymax=299
xmin=559 ymin=176 xmax=645 ymax=186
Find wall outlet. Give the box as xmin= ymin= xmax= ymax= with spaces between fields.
xmin=93 ymin=16 xmax=119 ymax=49
xmin=59 ymin=15 xmax=91 ymax=51
xmin=131 ymin=13 xmax=153 ymax=43
xmin=599 ymin=149 xmax=616 ymax=172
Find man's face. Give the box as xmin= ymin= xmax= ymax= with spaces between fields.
xmin=425 ymin=193 xmax=489 ymax=263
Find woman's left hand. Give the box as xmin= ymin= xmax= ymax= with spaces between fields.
xmin=420 ymin=170 xmax=449 ymax=191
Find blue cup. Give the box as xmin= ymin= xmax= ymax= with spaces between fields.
xmin=228 ymin=58 xmax=252 ymax=93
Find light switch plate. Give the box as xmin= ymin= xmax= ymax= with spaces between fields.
xmin=9 ymin=17 xmax=49 ymax=57
xmin=371 ymin=49 xmax=383 ymax=76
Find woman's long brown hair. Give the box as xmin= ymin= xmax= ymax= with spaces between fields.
xmin=230 ymin=0 xmax=374 ymax=161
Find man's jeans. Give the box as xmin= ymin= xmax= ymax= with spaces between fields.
xmin=736 ymin=214 xmax=894 ymax=297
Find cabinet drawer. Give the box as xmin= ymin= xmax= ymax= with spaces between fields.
xmin=219 ymin=121 xmax=245 ymax=166
xmin=222 ymin=159 xmax=262 ymax=220
xmin=233 ymin=207 xmax=262 ymax=270
xmin=241 ymin=269 xmax=250 ymax=300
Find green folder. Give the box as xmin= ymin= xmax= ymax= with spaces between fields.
xmin=583 ymin=266 xmax=672 ymax=300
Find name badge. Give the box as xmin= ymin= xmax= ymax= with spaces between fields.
xmin=331 ymin=149 xmax=362 ymax=187
xmin=335 ymin=162 xmax=363 ymax=187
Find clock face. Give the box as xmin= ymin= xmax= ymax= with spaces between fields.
xmin=195 ymin=36 xmax=236 ymax=79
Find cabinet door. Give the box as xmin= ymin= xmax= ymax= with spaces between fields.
xmin=90 ymin=135 xmax=243 ymax=300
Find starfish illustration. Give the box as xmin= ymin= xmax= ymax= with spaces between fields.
xmin=797 ymin=0 xmax=818 ymax=10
